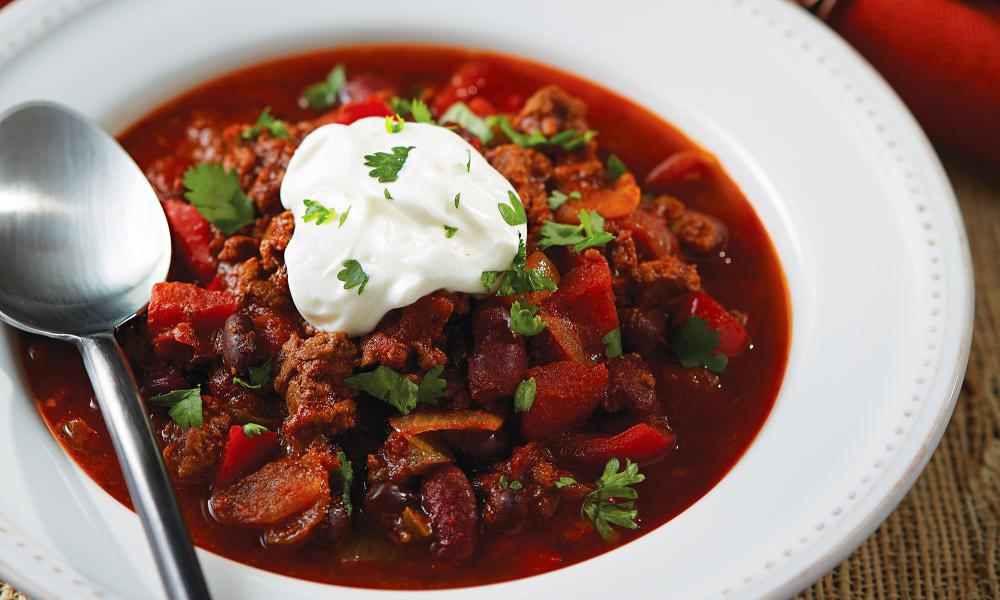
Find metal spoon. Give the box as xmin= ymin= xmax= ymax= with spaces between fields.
xmin=0 ymin=102 xmax=211 ymax=600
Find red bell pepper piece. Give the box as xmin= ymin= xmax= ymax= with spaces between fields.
xmin=330 ymin=97 xmax=394 ymax=124
xmin=432 ymin=61 xmax=491 ymax=115
xmin=520 ymin=361 xmax=608 ymax=442
xmin=161 ymin=199 xmax=217 ymax=283
xmin=673 ymin=291 xmax=750 ymax=357
xmin=540 ymin=252 xmax=619 ymax=352
xmin=147 ymin=282 xmax=237 ymax=360
xmin=215 ymin=425 xmax=280 ymax=489
xmin=644 ymin=149 xmax=715 ymax=189
xmin=549 ymin=423 xmax=676 ymax=468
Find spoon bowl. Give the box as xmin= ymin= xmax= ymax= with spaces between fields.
xmin=0 ymin=102 xmax=210 ymax=600
xmin=0 ymin=101 xmax=170 ymax=336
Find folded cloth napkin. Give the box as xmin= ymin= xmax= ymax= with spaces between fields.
xmin=826 ymin=0 xmax=1000 ymax=166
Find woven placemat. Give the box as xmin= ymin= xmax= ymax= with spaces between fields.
xmin=2 ymin=152 xmax=997 ymax=599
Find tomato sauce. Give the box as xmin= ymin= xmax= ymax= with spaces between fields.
xmin=18 ymin=45 xmax=789 ymax=588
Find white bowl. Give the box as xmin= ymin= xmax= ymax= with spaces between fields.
xmin=0 ymin=1 xmax=973 ymax=599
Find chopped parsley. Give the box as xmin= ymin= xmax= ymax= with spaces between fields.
xmin=182 ymin=163 xmax=255 ymax=235
xmin=337 ymin=259 xmax=369 ymax=295
xmin=602 ymin=329 xmax=623 ymax=359
xmin=498 ymin=191 xmax=527 ymax=227
xmin=335 ymin=451 xmax=354 ymax=516
xmin=514 ymin=377 xmax=536 ymax=413
xmin=338 ymin=205 xmax=351 ymax=227
xmin=233 ymin=358 xmax=273 ymax=389
xmin=303 ymin=64 xmax=347 ymax=110
xmin=465 ymin=148 xmax=472 ymax=173
xmin=242 ymin=423 xmax=269 ymax=437
xmin=509 ymin=299 xmax=547 ymax=336
xmin=487 ymin=115 xmax=596 ymax=150
xmin=150 ymin=388 xmax=202 ymax=431
xmin=243 ymin=107 xmax=288 ymax=140
xmin=583 ymin=458 xmax=645 ymax=541
xmin=417 ymin=365 xmax=447 ymax=406
xmin=389 ymin=97 xmax=433 ymax=123
xmin=384 ymin=188 xmax=393 ymax=200
xmin=606 ymin=154 xmax=628 ymax=181
xmin=670 ymin=316 xmax=728 ymax=374
xmin=364 ymin=146 xmax=415 ymax=183
xmin=303 ymin=200 xmax=350 ymax=228
xmin=438 ymin=102 xmax=493 ymax=143
xmin=499 ymin=475 xmax=524 ymax=490
xmin=454 ymin=192 xmax=461 ymax=208
xmin=346 ymin=365 xmax=440 ymax=414
xmin=538 ymin=209 xmax=615 ymax=252
xmin=444 ymin=225 xmax=459 ymax=238
xmin=555 ymin=476 xmax=578 ymax=489
xmin=385 ymin=113 xmax=405 ymax=133
xmin=482 ymin=235 xmax=558 ymax=296
xmin=547 ymin=189 xmax=581 ymax=210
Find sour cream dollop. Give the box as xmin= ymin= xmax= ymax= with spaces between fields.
xmin=281 ymin=117 xmax=525 ymax=336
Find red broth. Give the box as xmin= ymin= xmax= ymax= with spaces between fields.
xmin=18 ymin=45 xmax=789 ymax=588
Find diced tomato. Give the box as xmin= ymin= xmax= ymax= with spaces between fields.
xmin=341 ymin=74 xmax=394 ymax=104
xmin=432 ymin=61 xmax=490 ymax=115
xmin=644 ymin=150 xmax=715 ymax=189
xmin=520 ymin=361 xmax=608 ymax=441
xmin=673 ymin=291 xmax=750 ymax=357
xmin=522 ymin=251 xmax=560 ymax=305
xmin=250 ymin=309 xmax=298 ymax=357
xmin=148 ymin=282 xmax=237 ymax=360
xmin=540 ymin=252 xmax=618 ymax=351
xmin=215 ymin=425 xmax=280 ymax=489
xmin=466 ymin=96 xmax=498 ymax=117
xmin=330 ymin=97 xmax=394 ymax=124
xmin=161 ymin=199 xmax=217 ymax=283
xmin=531 ymin=311 xmax=587 ymax=364
xmin=549 ymin=423 xmax=676 ymax=468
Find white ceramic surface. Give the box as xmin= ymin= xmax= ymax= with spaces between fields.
xmin=0 ymin=1 xmax=973 ymax=599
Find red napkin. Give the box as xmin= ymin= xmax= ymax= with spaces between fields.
xmin=828 ymin=0 xmax=1000 ymax=166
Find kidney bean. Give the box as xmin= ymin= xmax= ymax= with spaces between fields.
xmin=420 ymin=465 xmax=479 ymax=562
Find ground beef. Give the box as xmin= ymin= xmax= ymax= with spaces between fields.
xmin=160 ymin=397 xmax=231 ymax=484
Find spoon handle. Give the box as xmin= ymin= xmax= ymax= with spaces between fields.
xmin=76 ymin=333 xmax=211 ymax=600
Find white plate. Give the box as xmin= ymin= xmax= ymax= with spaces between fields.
xmin=0 ymin=0 xmax=973 ymax=599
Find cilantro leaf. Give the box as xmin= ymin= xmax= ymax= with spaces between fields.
xmin=439 ymin=102 xmax=494 ymax=143
xmin=485 ymin=235 xmax=558 ymax=296
xmin=182 ymin=163 xmax=255 ymax=235
xmin=384 ymin=188 xmax=393 ymax=200
xmin=487 ymin=115 xmax=596 ymax=150
xmin=243 ymin=107 xmax=288 ymax=140
xmin=234 ymin=358 xmax=273 ymax=389
xmin=242 ymin=423 xmax=268 ymax=437
xmin=498 ymin=190 xmax=527 ymax=227
xmin=454 ymin=192 xmax=461 ymax=208
xmin=606 ymin=154 xmax=628 ymax=181
xmin=582 ymin=458 xmax=645 ymax=541
xmin=514 ymin=377 xmax=536 ymax=413
xmin=150 ymin=388 xmax=202 ymax=431
xmin=346 ymin=365 xmax=420 ymax=414
xmin=509 ymin=299 xmax=547 ymax=336
xmin=390 ymin=97 xmax=433 ymax=123
xmin=336 ymin=451 xmax=354 ymax=516
xmin=555 ymin=476 xmax=578 ymax=489
xmin=303 ymin=199 xmax=336 ymax=225
xmin=364 ymin=146 xmax=415 ymax=183
xmin=669 ymin=316 xmax=728 ymax=374
xmin=417 ymin=365 xmax=447 ymax=406
xmin=547 ymin=189 xmax=581 ymax=210
xmin=338 ymin=259 xmax=369 ymax=295
xmin=444 ymin=225 xmax=459 ymax=238
xmin=303 ymin=64 xmax=346 ymax=110
xmin=499 ymin=475 xmax=523 ymax=490
xmin=465 ymin=149 xmax=471 ymax=173
xmin=338 ymin=205 xmax=351 ymax=228
xmin=538 ymin=209 xmax=615 ymax=253
xmin=385 ymin=114 xmax=405 ymax=133
xmin=602 ymin=329 xmax=623 ymax=359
